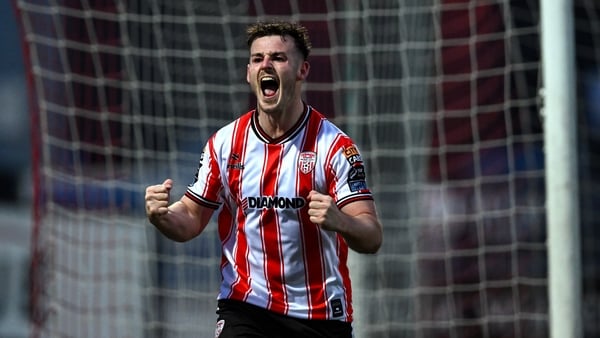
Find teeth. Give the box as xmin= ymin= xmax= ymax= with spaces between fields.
xmin=260 ymin=76 xmax=278 ymax=97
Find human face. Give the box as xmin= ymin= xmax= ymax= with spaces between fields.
xmin=246 ymin=35 xmax=309 ymax=115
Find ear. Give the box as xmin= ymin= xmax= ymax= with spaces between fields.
xmin=246 ymin=64 xmax=250 ymax=83
xmin=297 ymin=60 xmax=310 ymax=81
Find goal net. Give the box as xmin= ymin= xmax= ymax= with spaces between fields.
xmin=12 ymin=0 xmax=599 ymax=337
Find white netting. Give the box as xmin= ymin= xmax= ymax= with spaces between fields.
xmin=17 ymin=0 xmax=597 ymax=337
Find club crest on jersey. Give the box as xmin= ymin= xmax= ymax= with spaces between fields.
xmin=298 ymin=151 xmax=316 ymax=174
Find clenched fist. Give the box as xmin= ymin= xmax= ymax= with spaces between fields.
xmin=307 ymin=190 xmax=344 ymax=232
xmin=145 ymin=178 xmax=173 ymax=221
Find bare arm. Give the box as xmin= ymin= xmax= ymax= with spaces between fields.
xmin=145 ymin=179 xmax=214 ymax=242
xmin=307 ymin=190 xmax=382 ymax=254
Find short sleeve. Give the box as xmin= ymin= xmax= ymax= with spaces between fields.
xmin=328 ymin=138 xmax=373 ymax=209
xmin=185 ymin=139 xmax=223 ymax=209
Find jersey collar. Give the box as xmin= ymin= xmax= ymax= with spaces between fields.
xmin=251 ymin=103 xmax=311 ymax=144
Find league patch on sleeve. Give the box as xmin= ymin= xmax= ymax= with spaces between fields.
xmin=342 ymin=144 xmax=369 ymax=192
xmin=347 ymin=166 xmax=368 ymax=192
xmin=344 ymin=145 xmax=368 ymax=192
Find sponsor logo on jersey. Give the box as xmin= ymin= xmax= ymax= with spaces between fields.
xmin=343 ymin=145 xmax=363 ymax=165
xmin=298 ymin=151 xmax=317 ymax=174
xmin=242 ymin=196 xmax=306 ymax=210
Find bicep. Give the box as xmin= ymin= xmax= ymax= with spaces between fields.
xmin=338 ymin=199 xmax=383 ymax=253
xmin=340 ymin=199 xmax=379 ymax=219
xmin=180 ymin=195 xmax=215 ymax=236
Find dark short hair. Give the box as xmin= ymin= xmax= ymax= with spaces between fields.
xmin=246 ymin=20 xmax=312 ymax=60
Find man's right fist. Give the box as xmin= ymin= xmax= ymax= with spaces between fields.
xmin=145 ymin=178 xmax=173 ymax=219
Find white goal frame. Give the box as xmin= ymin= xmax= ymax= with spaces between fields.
xmin=540 ymin=0 xmax=581 ymax=337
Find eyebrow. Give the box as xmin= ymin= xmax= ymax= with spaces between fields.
xmin=251 ymin=51 xmax=287 ymax=58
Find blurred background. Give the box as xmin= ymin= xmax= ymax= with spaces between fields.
xmin=0 ymin=1 xmax=32 ymax=337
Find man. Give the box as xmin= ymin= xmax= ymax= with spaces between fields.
xmin=145 ymin=20 xmax=382 ymax=337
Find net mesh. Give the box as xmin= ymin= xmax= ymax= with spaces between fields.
xmin=12 ymin=0 xmax=600 ymax=337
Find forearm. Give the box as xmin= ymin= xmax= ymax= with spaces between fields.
xmin=337 ymin=212 xmax=382 ymax=254
xmin=149 ymin=200 xmax=205 ymax=242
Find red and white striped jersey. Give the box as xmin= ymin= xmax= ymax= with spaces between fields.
xmin=185 ymin=105 xmax=373 ymax=322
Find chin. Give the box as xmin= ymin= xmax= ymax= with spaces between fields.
xmin=258 ymin=98 xmax=281 ymax=112
xmin=259 ymin=105 xmax=279 ymax=115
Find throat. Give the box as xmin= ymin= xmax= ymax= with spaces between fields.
xmin=256 ymin=104 xmax=307 ymax=141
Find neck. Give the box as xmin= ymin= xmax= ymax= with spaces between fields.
xmin=257 ymin=100 xmax=305 ymax=139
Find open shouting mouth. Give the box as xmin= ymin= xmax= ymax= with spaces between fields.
xmin=260 ymin=75 xmax=279 ymax=98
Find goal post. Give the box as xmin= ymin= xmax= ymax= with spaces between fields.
xmin=12 ymin=0 xmax=597 ymax=337
xmin=540 ymin=0 xmax=582 ymax=337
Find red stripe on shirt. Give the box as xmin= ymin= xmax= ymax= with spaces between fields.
xmin=260 ymin=143 xmax=287 ymax=314
xmin=324 ymin=134 xmax=345 ymax=199
xmin=228 ymin=114 xmax=253 ymax=301
xmin=337 ymin=234 xmax=353 ymax=322
xmin=297 ymin=109 xmax=327 ymax=319
xmin=323 ymin=130 xmax=356 ymax=321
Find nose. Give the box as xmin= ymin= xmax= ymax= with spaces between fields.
xmin=260 ymin=55 xmax=273 ymax=69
